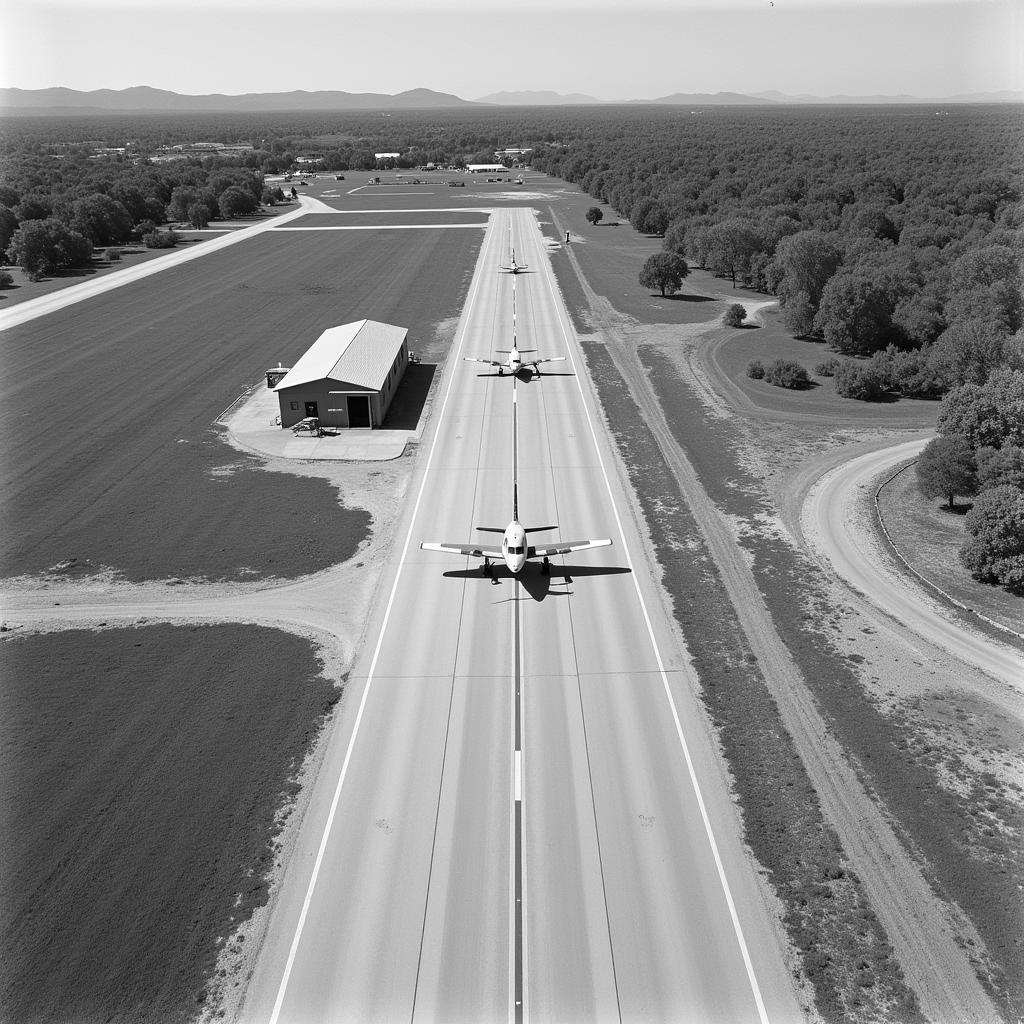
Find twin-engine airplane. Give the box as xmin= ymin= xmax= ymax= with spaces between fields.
xmin=421 ymin=484 xmax=611 ymax=578
xmin=465 ymin=337 xmax=565 ymax=378
xmin=421 ymin=389 xmax=611 ymax=578
xmin=500 ymin=249 xmax=528 ymax=274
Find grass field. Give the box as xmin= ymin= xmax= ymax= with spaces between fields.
xmin=0 ymin=225 xmax=481 ymax=582
xmin=280 ymin=211 xmax=489 ymax=228
xmin=0 ymin=624 xmax=338 ymax=1024
xmin=544 ymin=199 xmax=766 ymax=326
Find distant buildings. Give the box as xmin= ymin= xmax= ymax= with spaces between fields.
xmin=150 ymin=141 xmax=255 ymax=163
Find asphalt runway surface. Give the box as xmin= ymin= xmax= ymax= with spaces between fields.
xmin=242 ymin=209 xmax=797 ymax=1023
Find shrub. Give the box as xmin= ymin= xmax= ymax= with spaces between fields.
xmin=834 ymin=361 xmax=887 ymax=401
xmin=104 ymin=247 xmax=121 ymax=262
xmin=870 ymin=345 xmax=945 ymax=399
xmin=723 ymin=303 xmax=746 ymax=328
xmin=746 ymin=359 xmax=765 ymax=379
xmin=142 ymin=229 xmax=178 ymax=249
xmin=814 ymin=357 xmax=843 ymax=377
xmin=0 ymin=268 xmax=12 ymax=288
xmin=764 ymin=359 xmax=811 ymax=389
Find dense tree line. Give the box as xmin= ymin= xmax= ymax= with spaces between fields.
xmin=528 ymin=104 xmax=1023 ymax=400
xmin=0 ymin=141 xmax=266 ymax=278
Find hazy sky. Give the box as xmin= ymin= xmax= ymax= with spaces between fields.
xmin=1 ymin=0 xmax=1020 ymax=99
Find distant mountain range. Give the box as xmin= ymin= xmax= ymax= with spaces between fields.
xmin=0 ymin=85 xmax=475 ymax=114
xmin=2 ymin=85 xmax=1021 ymax=115
xmin=475 ymin=90 xmax=603 ymax=105
xmin=481 ymin=89 xmax=1024 ymax=106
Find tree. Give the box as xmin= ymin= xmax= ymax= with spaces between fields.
xmin=723 ymin=304 xmax=746 ymax=327
xmin=168 ymin=186 xmax=198 ymax=223
xmin=916 ymin=435 xmax=979 ymax=509
xmin=639 ymin=252 xmax=689 ymax=297
xmin=774 ymin=230 xmax=842 ymax=318
xmin=0 ymin=204 xmax=17 ymax=256
xmin=977 ymin=445 xmax=1024 ymax=491
xmin=960 ymin=484 xmax=1024 ymax=590
xmin=630 ymin=197 xmax=668 ymax=235
xmin=585 ymin=206 xmax=603 ymax=226
xmin=662 ymin=217 xmax=687 ymax=256
xmin=704 ymin=219 xmax=761 ymax=287
xmin=937 ymin=369 xmax=1024 ymax=451
xmin=783 ymin=290 xmax=817 ymax=337
xmin=927 ymin=321 xmax=1010 ymax=389
xmin=946 ymin=243 xmax=1023 ymax=334
xmin=68 ymin=193 xmax=132 ymax=246
xmin=7 ymin=218 xmax=92 ymax=280
xmin=218 ymin=185 xmax=257 ymax=219
xmin=813 ymin=271 xmax=896 ymax=356
xmin=187 ymin=203 xmax=210 ymax=229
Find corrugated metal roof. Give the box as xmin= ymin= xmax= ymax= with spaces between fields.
xmin=274 ymin=320 xmax=407 ymax=392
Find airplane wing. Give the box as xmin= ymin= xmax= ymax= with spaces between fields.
xmin=529 ymin=538 xmax=612 ymax=557
xmin=464 ymin=357 xmax=504 ymax=368
xmin=421 ymin=542 xmax=502 ymax=557
xmin=524 ymin=356 xmax=566 ymax=368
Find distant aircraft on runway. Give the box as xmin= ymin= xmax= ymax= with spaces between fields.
xmin=500 ymin=249 xmax=528 ymax=274
xmin=421 ymin=389 xmax=610 ymax=579
xmin=465 ymin=336 xmax=565 ymax=379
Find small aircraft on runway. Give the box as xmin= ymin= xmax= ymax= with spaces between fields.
xmin=465 ymin=336 xmax=565 ymax=379
xmin=500 ymin=249 xmax=528 ymax=274
xmin=421 ymin=490 xmax=610 ymax=579
xmin=421 ymin=390 xmax=610 ymax=579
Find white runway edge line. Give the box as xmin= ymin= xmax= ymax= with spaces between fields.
xmin=267 ymin=212 xmax=499 ymax=1024
xmin=531 ymin=210 xmax=771 ymax=1024
xmin=273 ymin=224 xmax=487 ymax=231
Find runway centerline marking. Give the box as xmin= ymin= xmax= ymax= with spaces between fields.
xmin=267 ymin=209 xmax=498 ymax=1024
xmin=531 ymin=207 xmax=771 ymax=1024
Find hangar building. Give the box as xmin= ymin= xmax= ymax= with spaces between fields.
xmin=275 ymin=320 xmax=409 ymax=429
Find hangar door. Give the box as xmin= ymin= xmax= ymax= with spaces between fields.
xmin=348 ymin=395 xmax=371 ymax=427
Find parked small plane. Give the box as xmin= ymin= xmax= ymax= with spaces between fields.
xmin=421 ymin=389 xmax=610 ymax=578
xmin=501 ymin=249 xmax=528 ymax=274
xmin=465 ymin=336 xmax=565 ymax=378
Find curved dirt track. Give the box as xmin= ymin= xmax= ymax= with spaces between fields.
xmin=802 ymin=439 xmax=1024 ymax=697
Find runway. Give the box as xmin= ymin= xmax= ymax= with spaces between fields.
xmin=241 ymin=208 xmax=796 ymax=1023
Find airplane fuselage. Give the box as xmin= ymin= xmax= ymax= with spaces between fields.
xmin=498 ymin=345 xmax=523 ymax=376
xmin=501 ymin=520 xmax=528 ymax=574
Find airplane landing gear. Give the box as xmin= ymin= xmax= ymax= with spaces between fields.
xmin=541 ymin=557 xmax=550 ymax=576
xmin=482 ymin=558 xmax=491 ymax=577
